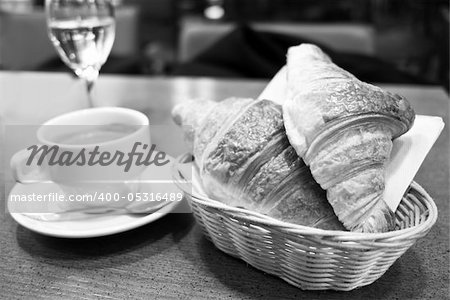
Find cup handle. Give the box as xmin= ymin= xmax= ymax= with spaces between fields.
xmin=10 ymin=146 xmax=51 ymax=184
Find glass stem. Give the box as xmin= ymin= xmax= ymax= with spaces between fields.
xmin=78 ymin=66 xmax=99 ymax=108
xmin=86 ymin=79 xmax=95 ymax=108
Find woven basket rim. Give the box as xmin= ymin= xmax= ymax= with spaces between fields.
xmin=172 ymin=153 xmax=438 ymax=241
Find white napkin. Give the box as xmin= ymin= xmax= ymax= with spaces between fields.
xmin=258 ymin=66 xmax=444 ymax=212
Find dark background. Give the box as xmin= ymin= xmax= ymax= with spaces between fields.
xmin=5 ymin=0 xmax=450 ymax=89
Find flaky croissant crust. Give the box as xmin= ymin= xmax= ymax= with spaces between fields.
xmin=284 ymin=44 xmax=415 ymax=233
xmin=173 ymin=98 xmax=345 ymax=230
xmin=285 ymin=44 xmax=415 ymax=158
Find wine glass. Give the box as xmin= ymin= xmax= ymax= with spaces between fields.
xmin=45 ymin=0 xmax=115 ymax=107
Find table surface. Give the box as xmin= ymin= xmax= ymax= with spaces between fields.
xmin=0 ymin=71 xmax=448 ymax=299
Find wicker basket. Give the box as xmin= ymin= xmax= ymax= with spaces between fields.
xmin=172 ymin=153 xmax=438 ymax=291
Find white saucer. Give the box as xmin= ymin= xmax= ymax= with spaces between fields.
xmin=7 ymin=156 xmax=183 ymax=238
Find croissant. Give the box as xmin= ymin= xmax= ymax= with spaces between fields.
xmin=172 ymin=98 xmax=345 ymax=230
xmin=283 ymin=44 xmax=415 ymax=233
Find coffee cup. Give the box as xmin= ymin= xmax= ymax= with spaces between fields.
xmin=10 ymin=107 xmax=151 ymax=212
